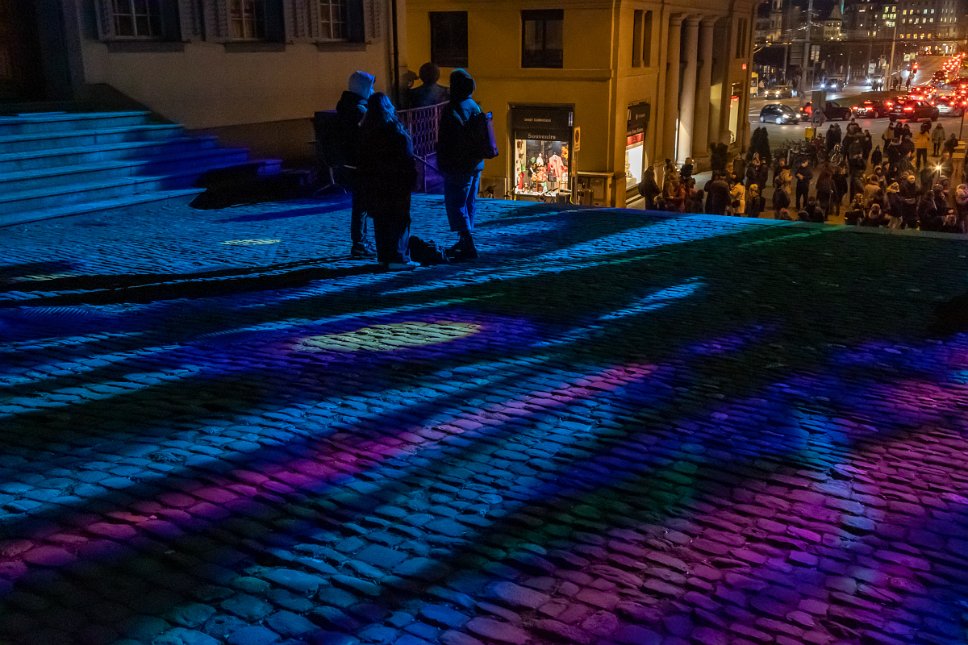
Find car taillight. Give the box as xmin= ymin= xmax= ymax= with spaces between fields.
xmin=904 ymin=107 xmax=914 ymax=112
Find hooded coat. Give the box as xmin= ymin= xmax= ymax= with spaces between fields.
xmin=437 ymin=69 xmax=485 ymax=175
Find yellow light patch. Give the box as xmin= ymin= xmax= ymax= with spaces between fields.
xmin=296 ymin=322 xmax=483 ymax=352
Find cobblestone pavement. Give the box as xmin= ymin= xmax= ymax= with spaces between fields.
xmin=1 ymin=193 xmax=968 ymax=645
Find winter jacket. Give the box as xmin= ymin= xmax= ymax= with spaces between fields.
xmin=335 ymin=91 xmax=368 ymax=167
xmin=359 ymin=120 xmax=416 ymax=216
xmin=914 ymin=131 xmax=931 ymax=151
xmin=437 ymin=69 xmax=485 ymax=175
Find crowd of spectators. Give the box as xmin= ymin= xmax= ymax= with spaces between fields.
xmin=644 ymin=118 xmax=967 ymax=235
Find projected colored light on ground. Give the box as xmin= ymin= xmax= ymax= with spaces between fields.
xmin=295 ymin=321 xmax=484 ymax=352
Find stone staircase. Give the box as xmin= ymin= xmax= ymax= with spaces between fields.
xmin=0 ymin=111 xmax=281 ymax=227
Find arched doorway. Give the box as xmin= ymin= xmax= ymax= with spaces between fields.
xmin=0 ymin=0 xmax=45 ymax=101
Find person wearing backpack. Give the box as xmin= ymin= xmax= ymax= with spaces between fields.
xmin=437 ymin=68 xmax=485 ymax=261
xmin=335 ymin=71 xmax=377 ymax=259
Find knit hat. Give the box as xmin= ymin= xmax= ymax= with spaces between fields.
xmin=348 ymin=71 xmax=375 ymax=98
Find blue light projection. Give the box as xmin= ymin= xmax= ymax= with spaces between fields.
xmin=1 ymin=199 xmax=967 ymax=644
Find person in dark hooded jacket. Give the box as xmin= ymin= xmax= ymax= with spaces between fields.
xmin=437 ymin=68 xmax=484 ymax=260
xmin=359 ymin=93 xmax=419 ymax=270
xmin=335 ymin=71 xmax=376 ymax=259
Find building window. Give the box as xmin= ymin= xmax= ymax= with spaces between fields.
xmin=522 ymin=9 xmax=563 ymax=68
xmin=632 ymin=10 xmax=643 ymax=67
xmin=231 ymin=0 xmax=266 ymax=40
xmin=430 ymin=12 xmax=467 ymax=68
xmin=643 ymin=10 xmax=653 ymax=66
xmin=318 ymin=0 xmax=347 ymax=40
xmin=111 ymin=0 xmax=162 ymax=38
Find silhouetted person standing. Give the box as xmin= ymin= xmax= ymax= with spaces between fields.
xmin=408 ymin=63 xmax=450 ymax=108
xmin=437 ymin=69 xmax=484 ymax=260
xmin=359 ymin=93 xmax=420 ymax=271
xmin=336 ymin=71 xmax=376 ymax=258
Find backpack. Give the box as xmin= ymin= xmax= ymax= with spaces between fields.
xmin=469 ymin=111 xmax=499 ymax=160
xmin=408 ymin=236 xmax=450 ymax=265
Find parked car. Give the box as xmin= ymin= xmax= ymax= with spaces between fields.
xmin=763 ymin=84 xmax=793 ymax=99
xmin=935 ymin=95 xmax=967 ymax=117
xmin=851 ymin=99 xmax=893 ymax=118
xmin=800 ymin=101 xmax=852 ymax=121
xmin=759 ymin=103 xmax=800 ymax=124
xmin=889 ymin=99 xmax=940 ymax=121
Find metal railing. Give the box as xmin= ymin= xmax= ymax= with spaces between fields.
xmin=398 ymin=102 xmax=446 ymax=192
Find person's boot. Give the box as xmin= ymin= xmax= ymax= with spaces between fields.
xmin=448 ymin=232 xmax=477 ymax=261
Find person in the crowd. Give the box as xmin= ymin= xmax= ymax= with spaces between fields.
xmin=932 ymin=122 xmax=946 ymax=157
xmin=408 ymin=62 xmax=450 ymax=108
xmin=704 ymin=171 xmax=731 ymax=215
xmin=815 ymin=164 xmax=835 ymax=219
xmin=914 ymin=124 xmax=931 ymax=170
xmin=941 ymin=208 xmax=962 ymax=233
xmin=747 ymin=184 xmax=765 ymax=218
xmin=870 ymin=145 xmax=883 ymax=168
xmin=335 ymin=70 xmax=377 ymax=259
xmin=437 ymin=68 xmax=485 ymax=260
xmin=358 ymin=93 xmax=420 ymax=271
xmin=775 ymin=207 xmax=794 ymax=221
xmin=886 ymin=181 xmax=903 ymax=228
xmin=832 ymin=165 xmax=848 ymax=217
xmin=956 ymin=183 xmax=968 ymax=233
xmin=680 ymin=157 xmax=694 ymax=181
xmin=943 ymin=133 xmax=959 ymax=156
xmin=862 ymin=174 xmax=882 ymax=208
xmin=845 ymin=193 xmax=866 ymax=225
xmin=794 ymin=158 xmax=812 ymax=210
xmin=899 ymin=174 xmax=920 ymax=229
xmin=803 ymin=197 xmax=825 ymax=223
xmin=862 ymin=129 xmax=873 ymax=161
xmin=861 ymin=203 xmax=888 ymax=227
xmin=685 ymin=178 xmax=704 ymax=213
xmin=918 ymin=189 xmax=940 ymax=230
xmin=639 ymin=165 xmax=661 ymax=210
xmin=728 ymin=176 xmax=746 ymax=216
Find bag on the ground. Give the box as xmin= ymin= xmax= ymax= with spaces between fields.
xmin=408 ymin=236 xmax=450 ymax=265
xmin=469 ymin=111 xmax=499 ymax=160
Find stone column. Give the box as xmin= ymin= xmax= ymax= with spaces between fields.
xmin=663 ymin=14 xmax=684 ymax=164
xmin=708 ymin=18 xmax=728 ymax=147
xmin=677 ymin=16 xmax=701 ymax=163
xmin=693 ymin=17 xmax=716 ymax=162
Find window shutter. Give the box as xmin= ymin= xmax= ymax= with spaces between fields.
xmin=177 ymin=0 xmax=202 ymax=40
xmin=364 ymin=0 xmax=383 ymax=42
xmin=93 ymin=0 xmax=117 ymax=40
xmin=265 ymin=0 xmax=286 ymax=41
xmin=306 ymin=0 xmax=320 ymax=39
xmin=204 ymin=0 xmax=231 ymax=41
xmin=286 ymin=0 xmax=312 ymax=41
xmin=346 ymin=0 xmax=364 ymax=42
xmin=160 ymin=2 xmax=184 ymax=41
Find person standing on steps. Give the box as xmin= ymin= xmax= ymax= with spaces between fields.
xmin=358 ymin=93 xmax=420 ymax=271
xmin=437 ymin=68 xmax=484 ymax=261
xmin=336 ymin=71 xmax=377 ymax=259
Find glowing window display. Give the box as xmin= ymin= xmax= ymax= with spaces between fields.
xmin=625 ymin=102 xmax=650 ymax=191
xmin=510 ymin=106 xmax=573 ymax=200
